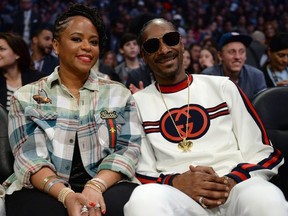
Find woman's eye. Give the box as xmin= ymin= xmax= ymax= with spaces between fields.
xmin=71 ymin=37 xmax=82 ymax=42
xmin=90 ymin=40 xmax=99 ymax=46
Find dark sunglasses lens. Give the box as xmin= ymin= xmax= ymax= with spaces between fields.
xmin=143 ymin=38 xmax=159 ymax=54
xmin=163 ymin=32 xmax=180 ymax=46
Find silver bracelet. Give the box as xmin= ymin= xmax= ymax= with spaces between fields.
xmin=45 ymin=178 xmax=70 ymax=193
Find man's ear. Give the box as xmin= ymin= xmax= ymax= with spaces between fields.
xmin=32 ymin=36 xmax=37 ymax=44
xmin=217 ymin=51 xmax=223 ymax=61
xmin=119 ymin=48 xmax=124 ymax=55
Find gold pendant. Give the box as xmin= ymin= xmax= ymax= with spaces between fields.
xmin=178 ymin=138 xmax=193 ymax=152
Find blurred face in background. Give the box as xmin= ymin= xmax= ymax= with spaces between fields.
xmin=199 ymin=48 xmax=215 ymax=69
xmin=120 ymin=40 xmax=140 ymax=59
xmin=189 ymin=44 xmax=201 ymax=62
xmin=103 ymin=51 xmax=117 ymax=68
xmin=0 ymin=39 xmax=19 ymax=69
xmin=268 ymin=48 xmax=288 ymax=71
xmin=33 ymin=29 xmax=53 ymax=56
xmin=183 ymin=49 xmax=191 ymax=70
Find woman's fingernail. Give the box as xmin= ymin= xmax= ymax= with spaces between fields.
xmin=89 ymin=202 xmax=96 ymax=207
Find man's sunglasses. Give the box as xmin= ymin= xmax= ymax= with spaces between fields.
xmin=142 ymin=31 xmax=180 ymax=54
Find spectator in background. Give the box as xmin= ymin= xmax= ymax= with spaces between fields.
xmin=202 ymin=32 xmax=267 ymax=101
xmin=262 ymin=32 xmax=288 ymax=87
xmin=0 ymin=0 xmax=15 ymax=32
xmin=12 ymin=0 xmax=42 ymax=45
xmin=246 ymin=30 xmax=268 ymax=69
xmin=108 ymin=19 xmax=126 ymax=63
xmin=172 ymin=14 xmax=186 ymax=37
xmin=0 ymin=32 xmax=44 ymax=111
xmin=188 ymin=42 xmax=202 ymax=64
xmin=30 ymin=24 xmax=59 ymax=75
xmin=115 ymin=33 xmax=143 ymax=85
xmin=101 ymin=50 xmax=118 ymax=69
xmin=183 ymin=48 xmax=193 ymax=74
xmin=199 ymin=46 xmax=219 ymax=71
xmin=263 ymin=21 xmax=278 ymax=45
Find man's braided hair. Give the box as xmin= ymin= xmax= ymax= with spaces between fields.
xmin=53 ymin=3 xmax=107 ymax=54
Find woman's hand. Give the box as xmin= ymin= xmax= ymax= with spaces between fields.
xmin=64 ymin=191 xmax=95 ymax=216
xmin=81 ymin=186 xmax=106 ymax=216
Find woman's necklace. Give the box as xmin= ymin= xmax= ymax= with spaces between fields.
xmin=157 ymin=75 xmax=192 ymax=152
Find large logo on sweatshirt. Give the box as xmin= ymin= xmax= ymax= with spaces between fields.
xmin=160 ymin=104 xmax=210 ymax=143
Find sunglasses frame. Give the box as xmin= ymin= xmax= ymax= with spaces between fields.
xmin=142 ymin=31 xmax=181 ymax=54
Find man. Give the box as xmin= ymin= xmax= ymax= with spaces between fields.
xmin=189 ymin=42 xmax=201 ymax=63
xmin=124 ymin=18 xmax=288 ymax=216
xmin=246 ymin=30 xmax=268 ymax=69
xmin=12 ymin=0 xmax=42 ymax=45
xmin=262 ymin=32 xmax=288 ymax=87
xmin=202 ymin=32 xmax=267 ymax=101
xmin=30 ymin=25 xmax=59 ymax=75
xmin=115 ymin=33 xmax=147 ymax=85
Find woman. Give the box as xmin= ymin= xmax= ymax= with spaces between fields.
xmin=0 ymin=32 xmax=44 ymax=111
xmin=183 ymin=49 xmax=193 ymax=74
xmin=3 ymin=4 xmax=142 ymax=216
xmin=199 ymin=46 xmax=219 ymax=71
xmin=101 ymin=50 xmax=118 ymax=69
xmin=262 ymin=32 xmax=288 ymax=87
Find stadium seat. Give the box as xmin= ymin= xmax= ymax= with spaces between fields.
xmin=0 ymin=104 xmax=13 ymax=184
xmin=252 ymin=87 xmax=288 ymax=200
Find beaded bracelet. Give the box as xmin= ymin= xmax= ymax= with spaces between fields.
xmin=45 ymin=178 xmax=71 ymax=193
xmin=58 ymin=187 xmax=75 ymax=208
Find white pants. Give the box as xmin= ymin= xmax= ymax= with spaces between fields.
xmin=124 ymin=178 xmax=288 ymax=216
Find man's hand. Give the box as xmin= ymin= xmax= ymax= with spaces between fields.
xmin=172 ymin=165 xmax=233 ymax=209
xmin=129 ymin=81 xmax=144 ymax=94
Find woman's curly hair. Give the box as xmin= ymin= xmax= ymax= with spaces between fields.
xmin=53 ymin=3 xmax=107 ymax=54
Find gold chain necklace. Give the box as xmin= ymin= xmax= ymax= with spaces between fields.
xmin=157 ymin=75 xmax=192 ymax=152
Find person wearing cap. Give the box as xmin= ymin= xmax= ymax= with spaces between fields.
xmin=261 ymin=32 xmax=288 ymax=87
xmin=202 ymin=32 xmax=267 ymax=101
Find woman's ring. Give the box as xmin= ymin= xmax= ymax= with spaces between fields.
xmin=199 ymin=196 xmax=208 ymax=209
xmin=94 ymin=203 xmax=101 ymax=209
xmin=80 ymin=205 xmax=89 ymax=214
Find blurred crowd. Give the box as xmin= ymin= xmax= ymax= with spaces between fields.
xmin=1 ymin=0 xmax=288 ymax=107
xmin=1 ymin=0 xmax=287 ymax=55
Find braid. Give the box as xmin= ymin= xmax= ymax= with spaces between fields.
xmin=53 ymin=3 xmax=107 ymax=54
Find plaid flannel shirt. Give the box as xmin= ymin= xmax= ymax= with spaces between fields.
xmin=4 ymin=67 xmax=142 ymax=193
